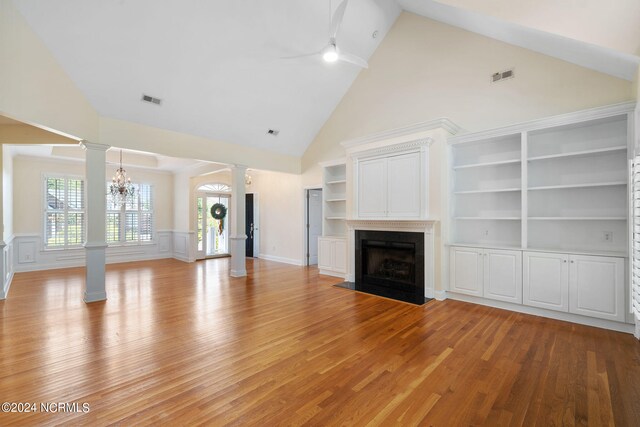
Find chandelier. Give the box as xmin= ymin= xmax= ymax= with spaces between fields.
xmin=109 ymin=150 xmax=135 ymax=207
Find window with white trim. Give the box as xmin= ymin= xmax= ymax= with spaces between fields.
xmin=44 ymin=176 xmax=85 ymax=248
xmin=106 ymin=182 xmax=153 ymax=244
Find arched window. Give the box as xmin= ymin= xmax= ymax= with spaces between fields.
xmin=197 ymin=183 xmax=230 ymax=192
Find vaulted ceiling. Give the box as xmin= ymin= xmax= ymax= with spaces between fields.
xmin=11 ymin=0 xmax=640 ymax=157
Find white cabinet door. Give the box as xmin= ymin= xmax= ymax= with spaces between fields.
xmin=569 ymin=255 xmax=625 ymax=322
xmin=449 ymin=247 xmax=483 ymax=297
xmin=387 ymin=152 xmax=421 ymax=218
xmin=358 ymin=158 xmax=387 ymax=217
xmin=483 ymin=249 xmax=522 ymax=304
xmin=318 ymin=238 xmax=334 ymax=271
xmin=523 ymin=252 xmax=569 ymax=312
xmin=333 ymin=239 xmax=347 ymax=274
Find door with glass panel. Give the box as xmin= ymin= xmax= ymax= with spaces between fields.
xmin=196 ymin=193 xmax=230 ymax=259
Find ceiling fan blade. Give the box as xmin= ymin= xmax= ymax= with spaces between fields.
xmin=280 ymin=50 xmax=322 ymax=60
xmin=330 ymin=0 xmax=349 ymax=40
xmin=338 ymin=51 xmax=368 ymax=68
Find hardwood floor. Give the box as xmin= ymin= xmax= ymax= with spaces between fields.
xmin=1 ymin=258 xmax=639 ymax=426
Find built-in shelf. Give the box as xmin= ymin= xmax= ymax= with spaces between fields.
xmin=454 ymin=188 xmax=521 ymax=195
xmin=326 ymin=179 xmax=346 ymax=185
xmin=321 ymin=161 xmax=347 ymax=239
xmin=325 ymin=198 xmax=346 ymax=202
xmin=528 ymin=217 xmax=626 ymax=221
xmin=453 ymin=158 xmax=520 ymax=170
xmin=325 ymin=216 xmax=346 ymax=220
xmin=455 ymin=217 xmax=521 ymax=220
xmin=528 ymin=181 xmax=626 ymax=191
xmin=527 ymin=146 xmax=626 ymax=162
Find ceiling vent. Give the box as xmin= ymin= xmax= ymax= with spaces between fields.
xmin=491 ymin=68 xmax=515 ymax=83
xmin=141 ymin=94 xmax=162 ymax=105
xmin=266 ymin=129 xmax=280 ymax=136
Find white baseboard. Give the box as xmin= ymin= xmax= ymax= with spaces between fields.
xmin=434 ymin=290 xmax=447 ymax=301
xmin=447 ymin=291 xmax=634 ymax=334
xmin=258 ymin=253 xmax=303 ymax=266
xmin=318 ymin=269 xmax=346 ymax=279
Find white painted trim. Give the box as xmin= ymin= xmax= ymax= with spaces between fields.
xmin=447 ymin=291 xmax=634 ymax=334
xmin=434 ymin=290 xmax=447 ymax=301
xmin=318 ymin=158 xmax=347 ymax=168
xmin=341 ymin=118 xmax=462 ymax=149
xmin=448 ymin=102 xmax=636 ymax=145
xmin=258 ymin=253 xmax=304 ymax=266
xmin=348 ymin=138 xmax=434 ymax=159
xmin=319 ymin=269 xmax=347 ymax=279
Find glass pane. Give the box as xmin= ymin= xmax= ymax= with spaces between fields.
xmin=45 ymin=212 xmax=65 ymax=247
xmin=125 ymin=186 xmax=139 ymax=211
xmin=139 ymin=184 xmax=152 ymax=211
xmin=106 ymin=213 xmax=120 ymax=243
xmin=67 ymin=213 xmax=85 ymax=246
xmin=197 ymin=197 xmax=204 ymax=251
xmin=67 ymin=179 xmax=84 ymax=210
xmin=46 ymin=177 xmax=65 ymax=210
xmin=140 ymin=213 xmax=152 ymax=242
xmin=125 ymin=212 xmax=139 ymax=241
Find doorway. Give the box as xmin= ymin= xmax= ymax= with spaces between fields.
xmin=246 ymin=193 xmax=254 ymax=257
xmin=196 ymin=193 xmax=230 ymax=259
xmin=306 ymin=189 xmax=322 ymax=265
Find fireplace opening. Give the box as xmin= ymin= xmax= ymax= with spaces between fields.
xmin=355 ymin=230 xmax=425 ymax=304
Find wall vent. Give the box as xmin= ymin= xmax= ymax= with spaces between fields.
xmin=141 ymin=94 xmax=162 ymax=105
xmin=491 ymin=68 xmax=515 ymax=83
xmin=266 ymin=129 xmax=280 ymax=136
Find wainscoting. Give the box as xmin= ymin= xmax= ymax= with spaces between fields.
xmin=11 ymin=231 xmax=175 ymax=274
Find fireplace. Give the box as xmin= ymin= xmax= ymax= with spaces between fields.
xmin=355 ymin=230 xmax=425 ymax=304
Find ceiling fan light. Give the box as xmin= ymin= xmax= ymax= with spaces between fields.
xmin=322 ymin=45 xmax=338 ymax=63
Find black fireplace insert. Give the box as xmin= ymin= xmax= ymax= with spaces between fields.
xmin=355 ymin=230 xmax=425 ymax=304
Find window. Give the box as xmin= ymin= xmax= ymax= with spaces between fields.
xmin=107 ymin=183 xmax=153 ymax=244
xmin=44 ymin=176 xmax=85 ymax=248
xmin=197 ymin=183 xmax=230 ymax=192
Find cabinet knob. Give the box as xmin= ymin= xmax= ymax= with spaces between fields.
xmin=570 ymin=260 xmax=574 ymax=263
xmin=563 ymin=260 xmax=567 ymax=263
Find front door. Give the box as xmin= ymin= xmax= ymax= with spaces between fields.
xmin=245 ymin=194 xmax=254 ymax=257
xmin=196 ymin=193 xmax=230 ymax=259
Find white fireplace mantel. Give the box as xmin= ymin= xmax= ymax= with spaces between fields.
xmin=346 ymin=219 xmax=438 ymax=299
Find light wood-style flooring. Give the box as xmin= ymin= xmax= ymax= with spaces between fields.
xmin=1 ymin=258 xmax=639 ymax=426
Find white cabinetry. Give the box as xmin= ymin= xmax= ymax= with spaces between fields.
xmin=450 ymin=246 xmax=522 ymax=303
xmin=318 ymin=237 xmax=346 ymax=278
xmin=523 ymin=252 xmax=625 ymax=322
xmin=569 ymin=255 xmax=624 ymax=322
xmin=523 ymin=251 xmax=569 ymax=312
xmin=356 ymin=149 xmax=426 ymax=219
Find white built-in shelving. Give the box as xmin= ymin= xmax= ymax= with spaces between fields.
xmin=321 ymin=162 xmax=347 ymax=237
xmin=449 ymin=105 xmax=631 ymax=257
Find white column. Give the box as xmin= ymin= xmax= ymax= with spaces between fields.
xmin=229 ymin=165 xmax=247 ymax=277
xmin=81 ymin=141 xmax=110 ymax=302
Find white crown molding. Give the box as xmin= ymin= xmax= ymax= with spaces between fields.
xmin=448 ymin=101 xmax=637 ymax=145
xmin=318 ymin=157 xmax=347 ymax=168
xmin=349 ymin=138 xmax=434 ymax=159
xmin=341 ymin=118 xmax=462 ymax=150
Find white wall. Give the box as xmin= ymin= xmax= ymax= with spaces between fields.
xmin=301 ymin=12 xmax=634 ymax=184
xmin=250 ymin=170 xmax=304 ymax=265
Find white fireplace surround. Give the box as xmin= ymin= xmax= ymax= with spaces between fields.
xmin=346 ymin=219 xmax=436 ymax=299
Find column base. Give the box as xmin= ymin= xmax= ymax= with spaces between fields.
xmin=84 ymin=290 xmax=107 ymax=303
xmin=230 ymin=269 xmax=248 ymax=278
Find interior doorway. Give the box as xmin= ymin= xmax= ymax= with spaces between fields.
xmin=306 ymin=188 xmax=322 ymax=265
xmin=196 ymin=193 xmax=231 ymax=259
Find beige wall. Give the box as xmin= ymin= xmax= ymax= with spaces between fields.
xmin=302 ymin=12 xmax=634 ymax=184
xmin=0 ymin=0 xmax=98 ymax=141
xmin=2 ymin=146 xmax=12 ymax=241
xmin=13 ymin=156 xmax=174 ymax=235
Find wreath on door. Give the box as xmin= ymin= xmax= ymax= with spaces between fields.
xmin=210 ymin=203 xmax=227 ymax=234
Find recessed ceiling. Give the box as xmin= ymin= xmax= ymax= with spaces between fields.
xmin=12 ymin=0 xmax=401 ymax=157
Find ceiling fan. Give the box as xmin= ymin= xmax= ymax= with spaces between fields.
xmin=284 ymin=0 xmax=369 ymax=68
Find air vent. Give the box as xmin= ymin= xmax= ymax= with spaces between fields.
xmin=491 ymin=68 xmax=515 ymax=83
xmin=267 ymin=129 xmax=280 ymax=136
xmin=141 ymin=94 xmax=162 ymax=105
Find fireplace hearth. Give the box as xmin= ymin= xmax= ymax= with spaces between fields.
xmin=355 ymin=230 xmax=425 ymax=304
